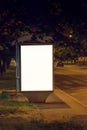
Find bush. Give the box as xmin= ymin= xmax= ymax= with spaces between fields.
xmin=0 ymin=92 xmax=10 ymax=99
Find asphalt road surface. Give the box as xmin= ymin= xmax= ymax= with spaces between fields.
xmin=54 ymin=65 xmax=87 ymax=106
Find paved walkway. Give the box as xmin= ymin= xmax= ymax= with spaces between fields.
xmin=35 ymin=88 xmax=87 ymax=123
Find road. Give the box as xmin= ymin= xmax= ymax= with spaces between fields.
xmin=54 ymin=65 xmax=87 ymax=106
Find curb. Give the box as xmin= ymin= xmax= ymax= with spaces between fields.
xmin=54 ymin=88 xmax=87 ymax=109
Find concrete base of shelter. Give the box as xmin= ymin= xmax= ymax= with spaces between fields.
xmin=22 ymin=91 xmax=61 ymax=103
xmin=22 ymin=91 xmax=52 ymax=103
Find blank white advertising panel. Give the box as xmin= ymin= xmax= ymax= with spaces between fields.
xmin=21 ymin=45 xmax=53 ymax=91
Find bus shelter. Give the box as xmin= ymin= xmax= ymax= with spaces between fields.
xmin=16 ymin=42 xmax=54 ymax=102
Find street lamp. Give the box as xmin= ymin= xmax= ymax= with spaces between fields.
xmin=69 ymin=34 xmax=72 ymax=38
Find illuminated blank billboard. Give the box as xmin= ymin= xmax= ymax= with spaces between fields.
xmin=21 ymin=45 xmax=53 ymax=91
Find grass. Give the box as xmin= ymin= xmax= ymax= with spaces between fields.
xmin=0 ymin=92 xmax=10 ymax=99
xmin=16 ymin=121 xmax=84 ymax=130
xmin=0 ymin=100 xmax=34 ymax=115
xmin=0 ymin=118 xmax=85 ymax=130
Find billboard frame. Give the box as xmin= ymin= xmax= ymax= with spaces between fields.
xmin=16 ymin=42 xmax=54 ymax=102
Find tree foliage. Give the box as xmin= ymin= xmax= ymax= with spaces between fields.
xmin=0 ymin=0 xmax=87 ymax=73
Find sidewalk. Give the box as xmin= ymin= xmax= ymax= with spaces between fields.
xmin=35 ymin=88 xmax=87 ymax=123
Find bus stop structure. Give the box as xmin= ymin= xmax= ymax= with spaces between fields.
xmin=16 ymin=41 xmax=54 ymax=102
